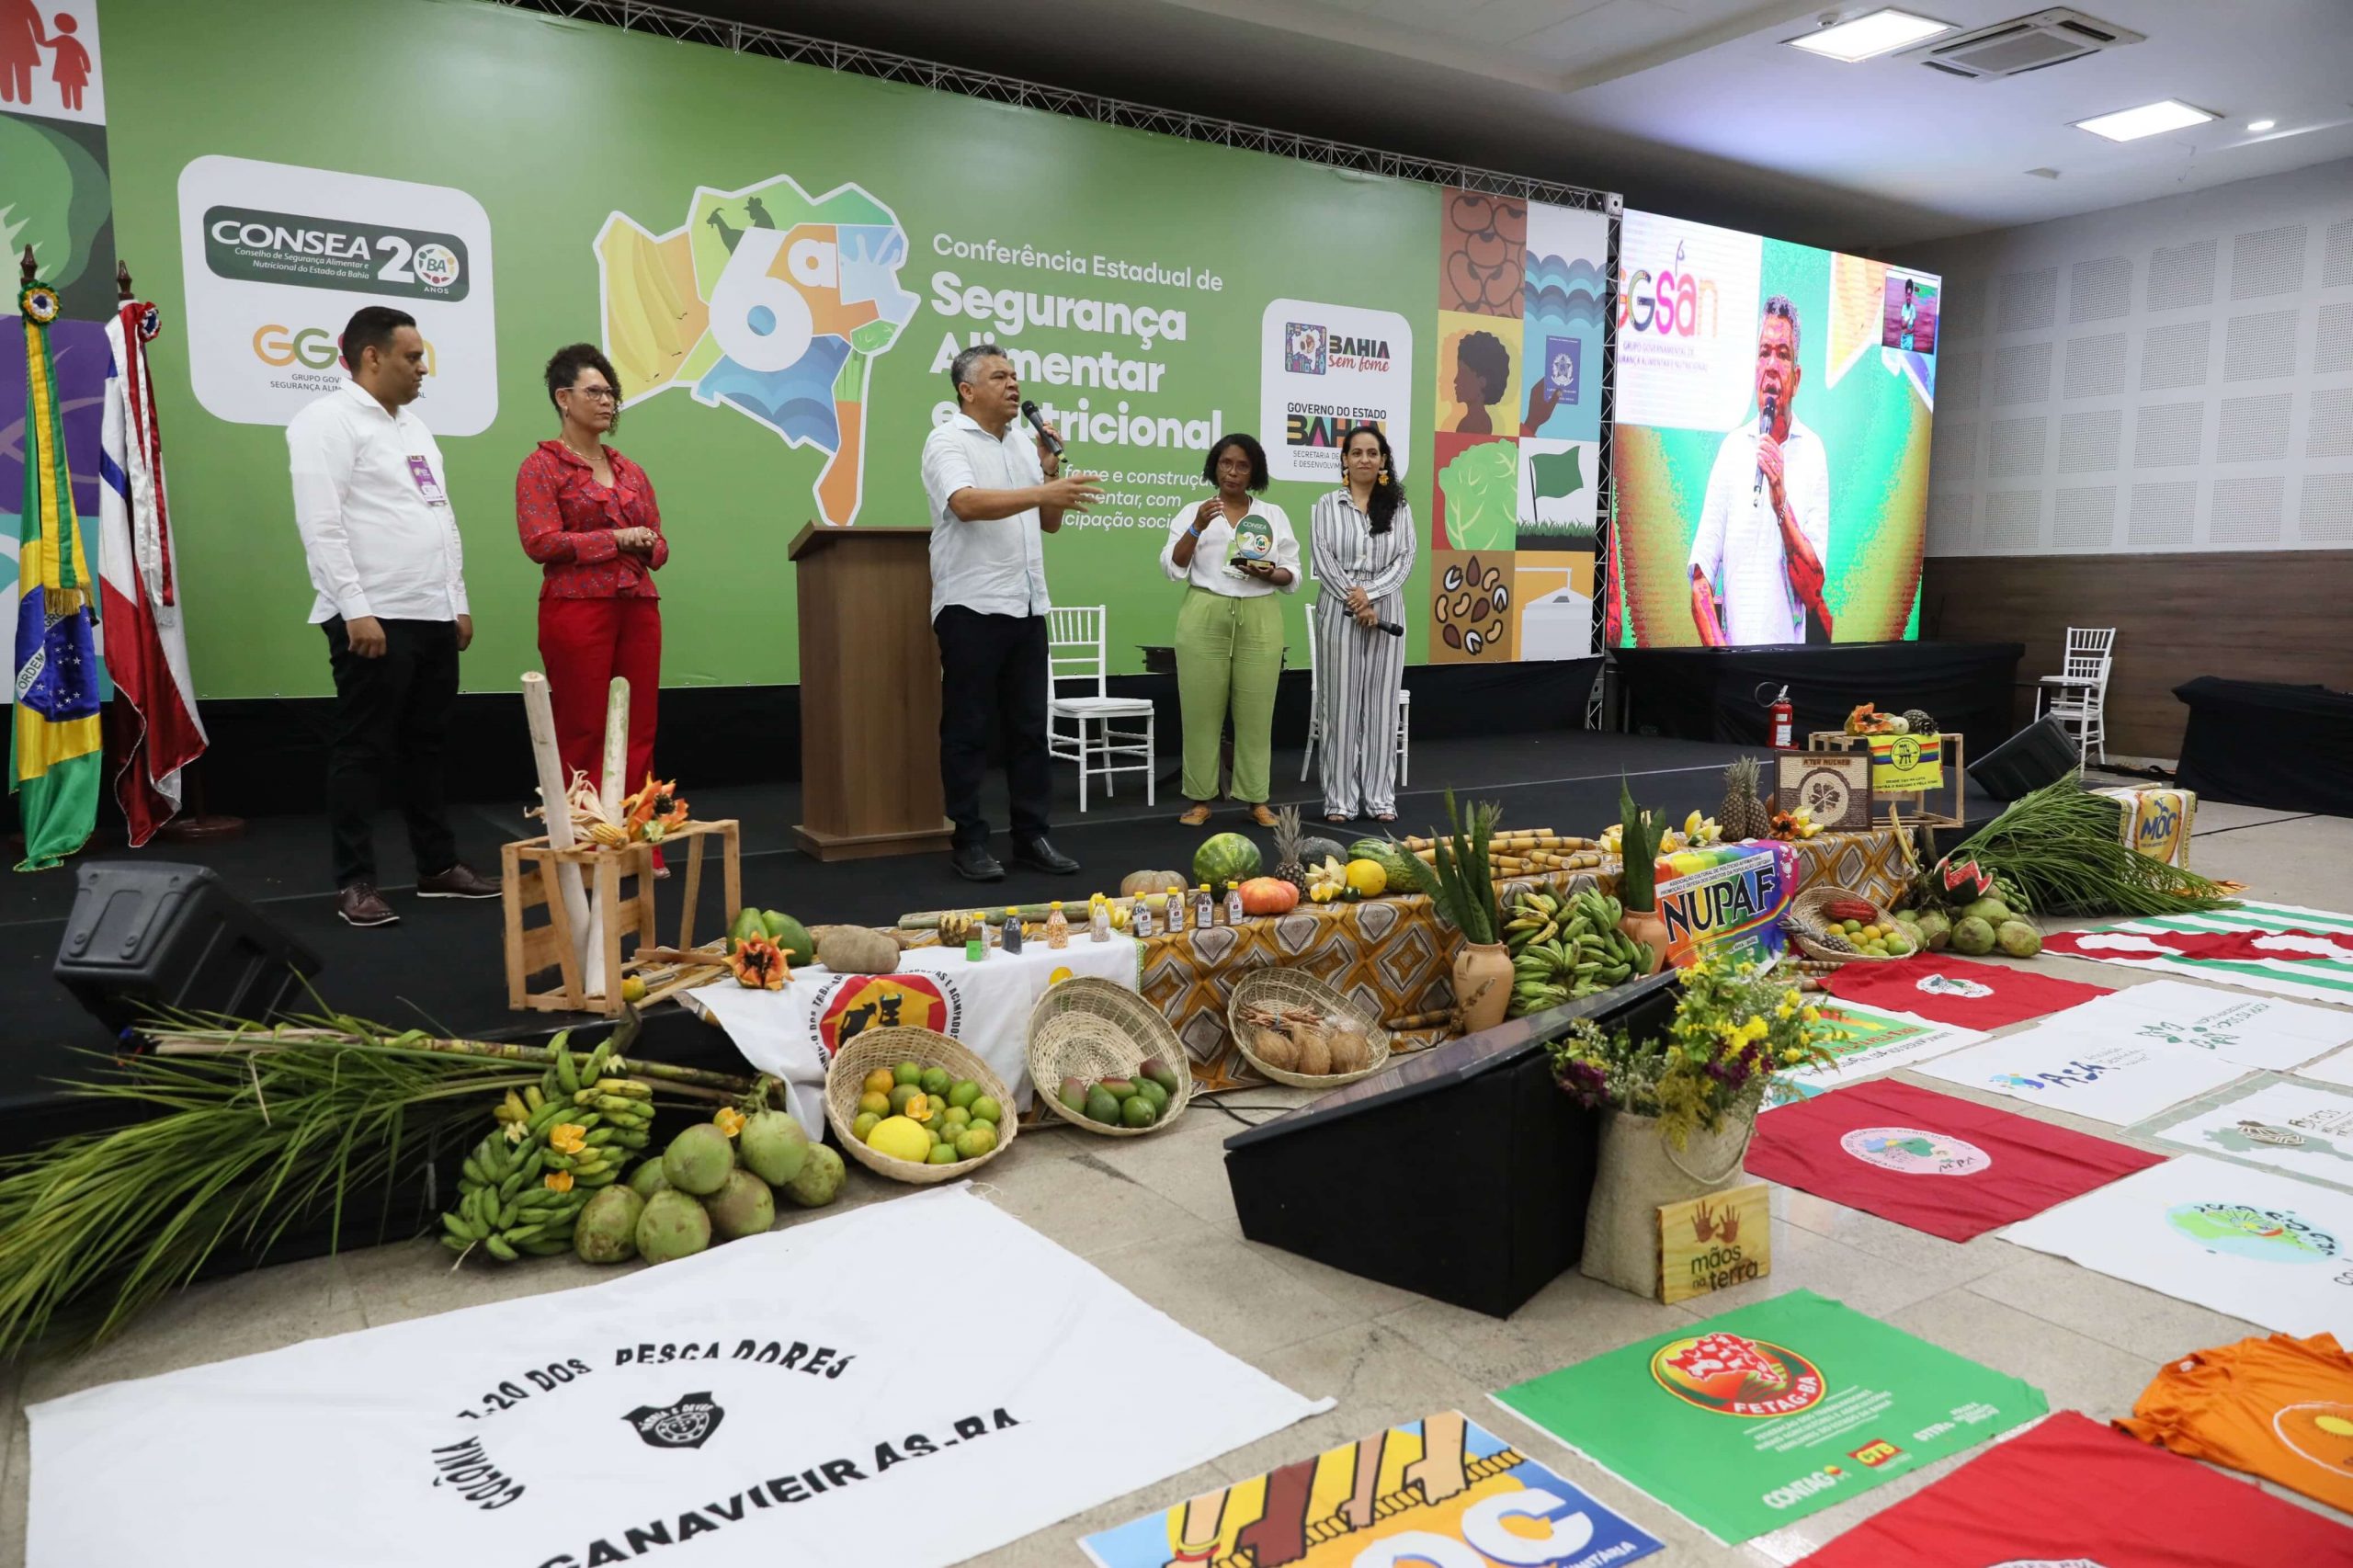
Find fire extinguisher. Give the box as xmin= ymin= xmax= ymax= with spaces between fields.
xmin=1768 ymin=686 xmax=1794 ymax=750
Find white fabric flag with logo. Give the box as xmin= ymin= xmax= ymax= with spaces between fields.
xmin=2001 ymin=1154 xmax=2353 ymax=1337
xmin=28 ymin=1187 xmax=1330 ymax=1568
xmin=1915 ymin=1018 xmax=2251 ymax=1126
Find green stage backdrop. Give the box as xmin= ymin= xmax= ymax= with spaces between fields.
xmin=82 ymin=0 xmax=1606 ymax=698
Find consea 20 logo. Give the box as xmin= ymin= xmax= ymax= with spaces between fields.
xmin=1618 ymin=239 xmax=1720 ymax=338
xmin=204 ymin=204 xmax=472 ymax=302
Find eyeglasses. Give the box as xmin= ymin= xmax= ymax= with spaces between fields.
xmin=566 ymin=385 xmax=619 ymax=403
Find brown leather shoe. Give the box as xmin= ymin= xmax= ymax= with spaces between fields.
xmin=1246 ymin=803 xmax=1279 ymax=828
xmin=1178 ymin=802 xmax=1212 ymax=827
xmin=416 ymin=862 xmax=502 ymax=899
xmin=335 ymin=882 xmax=399 ymax=927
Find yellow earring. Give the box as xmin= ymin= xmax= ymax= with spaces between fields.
xmin=1378 ymin=472 xmax=1390 ymax=485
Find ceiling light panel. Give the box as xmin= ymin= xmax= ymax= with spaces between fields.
xmin=2073 ymin=99 xmax=2218 ymax=142
xmin=1787 ymin=9 xmax=1955 ymax=62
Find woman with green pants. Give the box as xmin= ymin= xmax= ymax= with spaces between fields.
xmin=1161 ymin=434 xmax=1299 ymax=827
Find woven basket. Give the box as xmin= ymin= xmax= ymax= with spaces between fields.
xmin=1788 ymin=885 xmax=1910 ymax=966
xmin=1025 ymin=978 xmax=1191 ymax=1136
xmin=1226 ymin=969 xmax=1392 ymax=1088
xmin=822 ymin=1027 xmax=1017 ymax=1185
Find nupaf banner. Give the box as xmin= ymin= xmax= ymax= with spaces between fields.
xmin=27 ymin=1187 xmax=1329 ymax=1568
xmin=65 ymin=0 xmax=1613 ymax=699
xmin=1609 ymin=209 xmax=1937 ymax=649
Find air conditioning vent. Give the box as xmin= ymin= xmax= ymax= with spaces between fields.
xmin=1904 ymin=8 xmax=2146 ymax=79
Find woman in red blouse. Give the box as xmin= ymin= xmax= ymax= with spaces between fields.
xmin=517 ymin=344 xmax=669 ymax=859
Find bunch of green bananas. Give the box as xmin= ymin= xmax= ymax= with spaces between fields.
xmin=440 ymin=1033 xmax=655 ymax=1262
xmin=1502 ymin=887 xmax=1661 ymax=1017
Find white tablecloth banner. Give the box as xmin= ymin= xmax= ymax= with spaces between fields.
xmin=1915 ymin=1009 xmax=2255 ymax=1127
xmin=683 ymin=937 xmax=1141 ymax=1138
xmin=2001 ymin=1154 xmax=2353 ymax=1338
xmin=2143 ymin=1076 xmax=2353 ymax=1191
xmin=28 ymin=1187 xmax=1329 ymax=1568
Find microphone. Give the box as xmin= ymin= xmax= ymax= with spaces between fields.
xmin=1019 ymin=399 xmax=1064 ymax=460
xmin=1752 ymin=392 xmax=1778 ymax=500
xmin=1324 ymin=597 xmax=1404 ymax=636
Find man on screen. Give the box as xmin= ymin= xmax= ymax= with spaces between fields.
xmin=1688 ymin=295 xmax=1832 ymax=645
xmin=1900 ymin=278 xmax=1918 ymax=352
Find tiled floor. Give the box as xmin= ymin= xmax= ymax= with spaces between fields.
xmin=6 ymin=804 xmax=2349 ymax=1564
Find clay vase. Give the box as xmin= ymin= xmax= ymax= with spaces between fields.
xmin=1619 ymin=906 xmax=1669 ymax=974
xmin=1452 ymin=940 xmax=1513 ymax=1033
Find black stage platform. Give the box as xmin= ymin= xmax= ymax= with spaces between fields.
xmin=1616 ymin=641 xmax=2024 ymax=757
xmin=4 ymin=729 xmax=1776 ymax=1151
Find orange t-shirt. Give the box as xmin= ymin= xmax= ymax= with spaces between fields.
xmin=2117 ymin=1331 xmax=2353 ymax=1514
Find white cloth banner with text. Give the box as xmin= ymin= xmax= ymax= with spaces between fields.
xmin=28 ymin=1187 xmax=1328 ymax=1568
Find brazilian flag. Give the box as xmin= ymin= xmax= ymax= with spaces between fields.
xmin=12 ymin=278 xmax=101 ymax=871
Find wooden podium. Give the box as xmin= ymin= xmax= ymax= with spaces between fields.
xmin=788 ymin=524 xmax=953 ymax=861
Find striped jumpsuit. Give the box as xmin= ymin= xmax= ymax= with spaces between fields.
xmin=1310 ymin=490 xmax=1415 ymax=819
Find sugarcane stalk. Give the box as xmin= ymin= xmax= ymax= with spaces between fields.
xmin=522 ymin=674 xmax=594 ymax=985
xmin=140 ymin=1019 xmax=762 ymax=1097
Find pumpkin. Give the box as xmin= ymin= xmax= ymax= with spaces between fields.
xmin=729 ymin=935 xmax=790 ymax=990
xmin=1120 ymin=869 xmax=1188 ymax=898
xmin=1236 ymin=877 xmax=1299 ymax=916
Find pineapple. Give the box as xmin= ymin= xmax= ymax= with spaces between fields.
xmin=1272 ymin=804 xmax=1309 ymax=899
xmin=1720 ymin=756 xmax=1770 ymax=842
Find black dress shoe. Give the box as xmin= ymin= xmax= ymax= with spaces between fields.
xmin=950 ymin=843 xmax=1006 ymax=881
xmin=1013 ymin=837 xmax=1081 ymax=875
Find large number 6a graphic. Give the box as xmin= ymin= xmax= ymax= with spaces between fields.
xmin=709 ymin=228 xmax=837 ymax=374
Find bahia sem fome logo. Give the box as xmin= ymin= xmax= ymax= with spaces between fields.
xmin=597 ymin=175 xmax=919 ymax=526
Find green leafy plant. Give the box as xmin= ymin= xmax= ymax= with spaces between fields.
xmin=1401 ymin=790 xmax=1502 ymax=944
xmin=1546 ymin=950 xmax=1839 ymax=1146
xmin=1919 ymin=775 xmax=2235 ymax=916
xmin=1618 ymin=777 xmax=1667 ymax=912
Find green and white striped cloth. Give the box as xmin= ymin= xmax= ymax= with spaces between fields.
xmin=2062 ymin=902 xmax=2353 ymax=1007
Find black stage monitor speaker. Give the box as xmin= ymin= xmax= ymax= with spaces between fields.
xmin=1223 ymin=973 xmax=1678 ymax=1317
xmin=1968 ymin=714 xmax=2080 ymax=801
xmin=54 ymin=863 xmax=321 ymax=1034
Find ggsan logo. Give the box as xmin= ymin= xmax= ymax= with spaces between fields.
xmin=204 ymin=204 xmax=472 ymax=302
xmin=1617 ymin=239 xmax=1719 ymax=338
xmin=252 ymin=324 xmax=437 ymax=373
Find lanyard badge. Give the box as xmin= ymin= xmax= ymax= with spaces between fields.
xmin=406 ymin=454 xmax=449 ymax=506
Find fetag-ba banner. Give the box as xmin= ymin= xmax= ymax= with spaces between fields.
xmin=27 ymin=1187 xmax=1331 ymax=1568
xmin=2001 ymin=1154 xmax=2353 ymax=1338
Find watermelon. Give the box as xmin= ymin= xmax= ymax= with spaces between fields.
xmin=1297 ymin=835 xmax=1347 ymax=869
xmin=1193 ymin=832 xmax=1263 ymax=896
xmin=1349 ymin=838 xmax=1418 ymax=891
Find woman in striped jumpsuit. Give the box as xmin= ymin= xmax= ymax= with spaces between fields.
xmin=1311 ymin=426 xmax=1415 ymax=823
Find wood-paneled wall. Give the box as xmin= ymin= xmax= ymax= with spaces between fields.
xmin=1919 ymin=551 xmax=2353 ymax=760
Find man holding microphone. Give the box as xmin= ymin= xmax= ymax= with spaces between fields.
xmin=920 ymin=343 xmax=1102 ymax=882
xmin=1688 ymin=295 xmax=1833 ymax=646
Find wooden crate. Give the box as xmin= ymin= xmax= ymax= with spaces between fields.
xmin=502 ymin=819 xmax=741 ymax=1016
xmin=1802 ymin=731 xmax=1967 ymax=829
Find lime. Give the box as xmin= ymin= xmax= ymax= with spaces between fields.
xmin=970 ymin=1095 xmax=1003 ymax=1125
xmin=942 ymin=1106 xmax=972 ymax=1130
xmin=920 ymin=1066 xmax=952 ymax=1097
xmin=862 ymin=1068 xmax=895 ymax=1096
xmin=948 ymin=1080 xmax=982 ymax=1110
xmin=893 ymin=1062 xmax=924 ymax=1086
xmin=858 ymin=1090 xmax=891 ymax=1118
xmin=955 ymin=1123 xmax=998 ymax=1159
xmin=926 ymin=1143 xmax=961 ymax=1165
xmin=889 ymin=1083 xmax=925 ymax=1114
xmin=851 ymin=1110 xmax=881 ymax=1142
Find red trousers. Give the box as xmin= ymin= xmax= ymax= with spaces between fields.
xmin=540 ymin=596 xmax=662 ymax=794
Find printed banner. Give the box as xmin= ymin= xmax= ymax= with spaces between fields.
xmin=1492 ymin=1289 xmax=2045 ymax=1543
xmin=1748 ymin=1078 xmax=2165 ymax=1242
xmin=683 ymin=937 xmax=1140 ymax=1134
xmin=1078 ymin=1413 xmax=1663 ymax=1568
xmin=1822 ymin=953 xmax=2111 ymax=1030
xmin=2001 ymin=1154 xmax=2353 ymax=1337
xmin=1863 ymin=731 xmax=1940 ymax=792
xmin=27 ymin=1187 xmax=1331 ymax=1568
xmin=1764 ymin=999 xmax=1984 ymax=1107
xmin=1793 ymin=1410 xmax=2353 ymax=1567
xmin=1915 ymin=1019 xmax=2248 ymax=1127
xmin=1654 ymin=840 xmax=1795 ymax=969
xmin=2118 ymin=1331 xmax=2353 ymax=1517
xmin=2092 ymin=785 xmax=2198 ymax=869
xmin=2033 ymin=978 xmax=2350 ymax=1073
xmin=2048 ymin=902 xmax=2353 ymax=1007
xmin=2144 ymin=1076 xmax=2353 ymax=1189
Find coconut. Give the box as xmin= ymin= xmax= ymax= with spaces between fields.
xmin=1913 ymin=910 xmax=1954 ymax=951
xmin=627 ymin=1159 xmax=671 ymax=1199
xmin=1961 ymin=897 xmax=2015 ymax=928
xmin=782 ymin=1143 xmax=846 ymax=1209
xmin=574 ymin=1186 xmax=644 ymax=1264
xmin=1996 ymin=919 xmax=2043 ymax=959
xmin=1950 ymin=915 xmax=1996 ymax=957
xmin=662 ymin=1123 xmax=736 ymax=1196
xmin=737 ymin=1109 xmax=810 ymax=1187
xmin=635 ymin=1188 xmax=711 ymax=1263
xmin=701 ymin=1167 xmax=776 ymax=1242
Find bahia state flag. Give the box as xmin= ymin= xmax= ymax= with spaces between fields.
xmin=98 ymin=300 xmax=207 ymax=844
xmin=12 ymin=278 xmax=103 ymax=871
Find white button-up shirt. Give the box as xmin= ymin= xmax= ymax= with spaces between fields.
xmin=286 ymin=380 xmax=469 ymax=625
xmin=920 ymin=413 xmax=1051 ymax=621
xmin=1159 ymin=498 xmax=1302 ymax=597
xmin=1689 ymin=415 xmax=1830 ymax=646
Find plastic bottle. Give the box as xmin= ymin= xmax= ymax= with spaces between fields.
xmin=1192 ymin=883 xmax=1214 ymax=931
xmin=1046 ymin=901 xmax=1069 ymax=949
xmin=964 ymin=915 xmax=985 ymax=962
xmin=1000 ymin=906 xmax=1024 ymax=955
xmin=1088 ymin=895 xmax=1111 ymax=943
xmin=1132 ymin=894 xmax=1156 ymax=938
xmin=1224 ymin=883 xmax=1245 ymax=926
